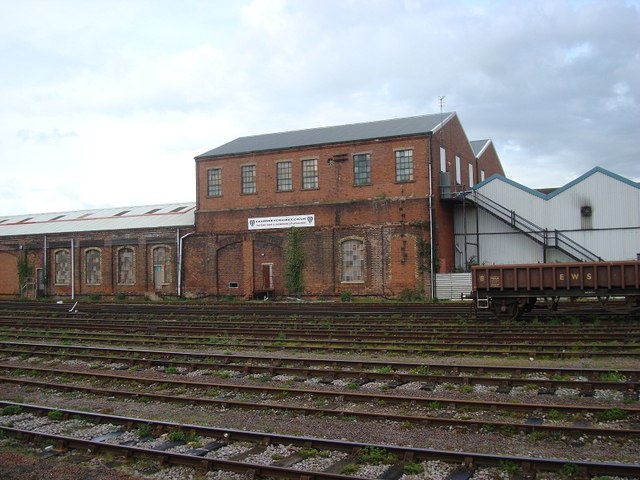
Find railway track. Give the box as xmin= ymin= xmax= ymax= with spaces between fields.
xmin=1 ymin=300 xmax=638 ymax=478
xmin=2 ymin=402 xmax=639 ymax=479
xmin=1 ymin=360 xmax=638 ymax=439
xmin=2 ymin=341 xmax=639 ymax=393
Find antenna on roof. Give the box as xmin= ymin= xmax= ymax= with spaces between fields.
xmin=438 ymin=96 xmax=446 ymax=141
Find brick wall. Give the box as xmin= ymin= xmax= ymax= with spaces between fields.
xmin=0 ymin=227 xmax=192 ymax=299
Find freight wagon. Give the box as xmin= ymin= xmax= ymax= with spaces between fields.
xmin=471 ymin=261 xmax=640 ymax=319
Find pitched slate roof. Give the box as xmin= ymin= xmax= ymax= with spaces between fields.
xmin=470 ymin=139 xmax=491 ymax=158
xmin=0 ymin=203 xmax=195 ymax=237
xmin=197 ymin=112 xmax=456 ymax=159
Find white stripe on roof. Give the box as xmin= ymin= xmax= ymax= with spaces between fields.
xmin=0 ymin=203 xmax=195 ymax=237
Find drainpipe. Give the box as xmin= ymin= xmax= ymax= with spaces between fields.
xmin=427 ymin=132 xmax=435 ymax=300
xmin=70 ymin=238 xmax=75 ymax=300
xmin=177 ymin=231 xmax=195 ymax=297
xmin=43 ymin=235 xmax=47 ymax=297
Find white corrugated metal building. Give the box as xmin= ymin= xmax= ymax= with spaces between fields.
xmin=453 ymin=167 xmax=640 ymax=269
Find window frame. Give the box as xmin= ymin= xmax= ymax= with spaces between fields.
xmin=116 ymin=246 xmax=136 ymax=285
xmin=241 ymin=164 xmax=257 ymax=195
xmin=301 ymin=158 xmax=318 ymax=190
xmin=152 ymin=245 xmax=171 ymax=286
xmin=207 ymin=167 xmax=222 ymax=197
xmin=395 ymin=149 xmax=414 ymax=183
xmin=54 ymin=249 xmax=70 ymax=286
xmin=353 ymin=153 xmax=371 ymax=186
xmin=276 ymin=160 xmax=293 ymax=192
xmin=340 ymin=238 xmax=365 ymax=283
xmin=84 ymin=248 xmax=102 ymax=286
xmin=440 ymin=147 xmax=447 ymax=172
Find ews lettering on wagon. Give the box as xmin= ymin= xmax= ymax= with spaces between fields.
xmin=557 ymin=272 xmax=593 ymax=282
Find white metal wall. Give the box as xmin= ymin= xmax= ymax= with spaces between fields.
xmin=453 ymin=168 xmax=640 ymax=268
xmin=435 ymin=273 xmax=472 ymax=301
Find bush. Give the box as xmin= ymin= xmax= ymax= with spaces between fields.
xmin=47 ymin=410 xmax=63 ymax=421
xmin=1 ymin=405 xmax=23 ymax=415
xmin=340 ymin=291 xmax=352 ymax=302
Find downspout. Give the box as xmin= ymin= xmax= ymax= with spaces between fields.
xmin=43 ymin=235 xmax=47 ymax=297
xmin=178 ymin=231 xmax=195 ymax=297
xmin=70 ymin=238 xmax=75 ymax=300
xmin=427 ymin=132 xmax=435 ymax=300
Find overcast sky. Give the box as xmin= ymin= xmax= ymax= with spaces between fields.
xmin=1 ymin=0 xmax=638 ymax=216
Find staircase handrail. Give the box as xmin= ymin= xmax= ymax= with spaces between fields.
xmin=463 ymin=190 xmax=602 ymax=262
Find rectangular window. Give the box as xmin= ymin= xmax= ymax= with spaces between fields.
xmin=455 ymin=156 xmax=461 ymax=184
xmin=276 ymin=161 xmax=292 ymax=191
xmin=480 ymin=169 xmax=486 ymax=182
xmin=54 ymin=250 xmax=70 ymax=285
xmin=341 ymin=239 xmax=365 ymax=282
xmin=353 ymin=153 xmax=371 ymax=185
xmin=207 ymin=168 xmax=221 ymax=197
xmin=241 ymin=165 xmax=256 ymax=194
xmin=85 ymin=249 xmax=101 ymax=285
xmin=440 ymin=147 xmax=446 ymax=172
xmin=395 ymin=149 xmax=413 ymax=182
xmin=468 ymin=163 xmax=474 ymax=187
xmin=302 ymin=159 xmax=318 ymax=189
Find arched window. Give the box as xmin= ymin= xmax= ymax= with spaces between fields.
xmin=152 ymin=246 xmax=171 ymax=288
xmin=341 ymin=239 xmax=365 ymax=282
xmin=117 ymin=247 xmax=135 ymax=285
xmin=85 ymin=249 xmax=101 ymax=285
xmin=54 ymin=249 xmax=70 ymax=285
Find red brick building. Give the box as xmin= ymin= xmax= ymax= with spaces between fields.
xmin=0 ymin=112 xmax=504 ymax=300
xmin=0 ymin=204 xmax=194 ymax=298
xmin=186 ymin=112 xmax=504 ymax=299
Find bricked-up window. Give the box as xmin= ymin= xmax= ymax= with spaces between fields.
xmin=85 ymin=249 xmax=101 ymax=285
xmin=276 ymin=161 xmax=292 ymax=191
xmin=117 ymin=247 xmax=135 ymax=285
xmin=241 ymin=165 xmax=256 ymax=194
xmin=54 ymin=249 xmax=70 ymax=285
xmin=152 ymin=246 xmax=171 ymax=286
xmin=395 ymin=149 xmax=413 ymax=182
xmin=353 ymin=154 xmax=371 ymax=185
xmin=341 ymin=239 xmax=365 ymax=282
xmin=207 ymin=168 xmax=221 ymax=197
xmin=302 ymin=159 xmax=318 ymax=189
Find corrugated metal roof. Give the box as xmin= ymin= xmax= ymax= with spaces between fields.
xmin=470 ymin=139 xmax=491 ymax=158
xmin=0 ymin=202 xmax=195 ymax=237
xmin=196 ymin=112 xmax=456 ymax=159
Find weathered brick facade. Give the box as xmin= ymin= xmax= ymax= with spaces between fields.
xmin=187 ymin=113 xmax=504 ymax=299
xmin=0 ymin=113 xmax=504 ymax=300
xmin=0 ymin=227 xmax=192 ymax=299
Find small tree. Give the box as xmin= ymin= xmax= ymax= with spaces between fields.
xmin=17 ymin=249 xmax=33 ymax=291
xmin=284 ymin=227 xmax=305 ymax=296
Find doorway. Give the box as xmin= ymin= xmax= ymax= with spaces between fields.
xmin=262 ymin=263 xmax=273 ymax=291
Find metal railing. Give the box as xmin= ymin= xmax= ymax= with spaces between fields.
xmin=463 ymin=189 xmax=603 ymax=262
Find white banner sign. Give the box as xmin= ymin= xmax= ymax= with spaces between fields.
xmin=248 ymin=214 xmax=315 ymax=230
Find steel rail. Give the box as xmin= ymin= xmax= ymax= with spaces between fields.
xmin=1 ymin=375 xmax=637 ymax=439
xmin=2 ymin=319 xmax=639 ymax=342
xmin=1 ymin=402 xmax=639 ymax=478
xmin=2 ymin=329 xmax=639 ymax=358
xmin=2 ymin=364 xmax=638 ymax=418
xmin=1 ymin=342 xmax=638 ymax=393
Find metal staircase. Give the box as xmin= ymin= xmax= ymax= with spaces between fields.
xmin=461 ymin=189 xmax=603 ymax=262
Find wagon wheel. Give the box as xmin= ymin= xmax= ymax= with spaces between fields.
xmin=492 ymin=300 xmax=521 ymax=321
xmin=544 ymin=297 xmax=559 ymax=311
xmin=625 ymin=295 xmax=640 ymax=312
